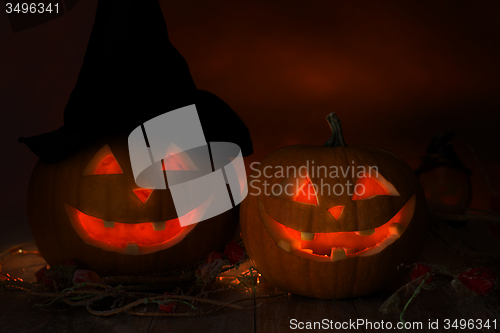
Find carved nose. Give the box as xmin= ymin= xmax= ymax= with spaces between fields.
xmin=328 ymin=205 xmax=344 ymax=220
xmin=133 ymin=188 xmax=154 ymax=204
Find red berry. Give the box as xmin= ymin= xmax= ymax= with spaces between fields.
xmin=159 ymin=303 xmax=177 ymax=313
xmin=224 ymin=241 xmax=246 ymax=264
xmin=72 ymin=269 xmax=101 ymax=284
xmin=458 ymin=268 xmax=496 ymax=295
xmin=410 ymin=263 xmax=433 ymax=284
xmin=159 ymin=292 xmax=177 ymax=313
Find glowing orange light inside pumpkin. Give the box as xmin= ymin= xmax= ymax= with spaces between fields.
xmin=74 ymin=210 xmax=185 ymax=248
xmin=93 ymin=154 xmax=123 ymax=175
xmin=133 ymin=188 xmax=154 ymax=203
xmin=277 ymin=204 xmax=405 ymax=256
xmin=352 ymin=176 xmax=389 ymax=200
xmin=328 ymin=205 xmax=344 ymax=220
xmin=161 ymin=154 xmax=186 ymax=171
xmin=294 ymin=178 xmax=318 ymax=205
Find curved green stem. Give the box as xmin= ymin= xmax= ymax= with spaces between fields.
xmin=323 ymin=112 xmax=347 ymax=148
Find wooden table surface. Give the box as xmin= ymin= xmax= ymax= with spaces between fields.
xmin=1 ymin=217 xmax=499 ymax=333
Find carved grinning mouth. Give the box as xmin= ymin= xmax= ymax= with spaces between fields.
xmin=257 ymin=195 xmax=416 ymax=262
xmin=65 ymin=204 xmax=198 ymax=255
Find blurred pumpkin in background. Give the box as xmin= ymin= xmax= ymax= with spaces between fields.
xmin=415 ymin=131 xmax=472 ymax=214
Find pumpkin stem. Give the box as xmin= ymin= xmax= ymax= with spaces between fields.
xmin=323 ymin=112 xmax=347 ymax=147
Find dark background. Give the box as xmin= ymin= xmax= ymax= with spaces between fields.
xmin=1 ymin=0 xmax=499 ymax=252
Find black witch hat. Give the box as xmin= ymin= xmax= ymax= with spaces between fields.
xmin=19 ymin=0 xmax=252 ymax=163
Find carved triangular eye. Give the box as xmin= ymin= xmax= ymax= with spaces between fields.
xmin=272 ymin=174 xmax=319 ymax=206
xmin=83 ymin=145 xmax=123 ymax=176
xmin=160 ymin=142 xmax=199 ymax=171
xmin=352 ymin=170 xmax=399 ymax=200
xmin=293 ymin=178 xmax=318 ymax=205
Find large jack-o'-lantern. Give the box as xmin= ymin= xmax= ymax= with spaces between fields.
xmin=27 ymin=130 xmax=240 ymax=276
xmin=240 ymin=113 xmax=427 ymax=299
xmin=20 ymin=0 xmax=252 ymax=276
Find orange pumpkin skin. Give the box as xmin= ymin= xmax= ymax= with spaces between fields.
xmin=27 ymin=131 xmax=238 ymax=276
xmin=240 ymin=116 xmax=427 ymax=299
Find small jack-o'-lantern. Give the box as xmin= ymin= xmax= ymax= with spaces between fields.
xmin=415 ymin=131 xmax=472 ymax=213
xmin=240 ymin=113 xmax=427 ymax=299
xmin=27 ymin=130 xmax=239 ymax=276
